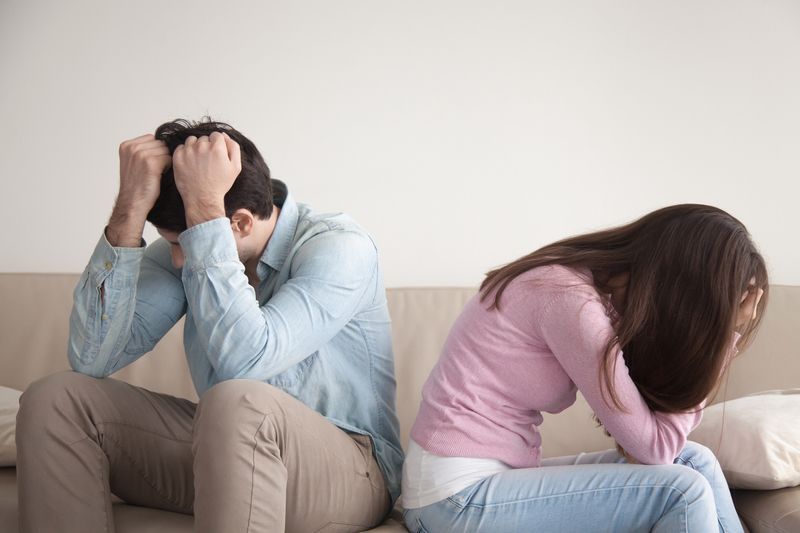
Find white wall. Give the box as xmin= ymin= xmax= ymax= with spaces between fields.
xmin=1 ymin=0 xmax=798 ymax=286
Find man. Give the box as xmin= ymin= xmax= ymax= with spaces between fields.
xmin=16 ymin=119 xmax=403 ymax=532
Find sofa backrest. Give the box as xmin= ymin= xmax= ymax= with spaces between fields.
xmin=1 ymin=274 xmax=798 ymax=458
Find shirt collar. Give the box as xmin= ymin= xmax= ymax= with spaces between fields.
xmin=257 ymin=180 xmax=298 ymax=279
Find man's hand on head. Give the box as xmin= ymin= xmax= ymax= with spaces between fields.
xmin=173 ymin=132 xmax=242 ymax=228
xmin=108 ymin=134 xmax=171 ymax=247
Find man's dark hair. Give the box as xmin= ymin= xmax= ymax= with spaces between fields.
xmin=147 ymin=118 xmax=272 ymax=232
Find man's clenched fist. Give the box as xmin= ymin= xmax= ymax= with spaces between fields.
xmin=173 ymin=131 xmax=242 ymax=227
xmin=117 ymin=134 xmax=172 ymax=214
xmin=107 ymin=134 xmax=172 ymax=247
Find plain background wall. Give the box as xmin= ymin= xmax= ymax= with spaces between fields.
xmin=1 ymin=0 xmax=798 ymax=287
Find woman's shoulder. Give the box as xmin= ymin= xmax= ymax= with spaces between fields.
xmin=486 ymin=264 xmax=604 ymax=319
xmin=511 ymin=264 xmax=597 ymax=295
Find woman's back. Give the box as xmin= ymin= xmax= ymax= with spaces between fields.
xmin=410 ymin=264 xmax=706 ymax=468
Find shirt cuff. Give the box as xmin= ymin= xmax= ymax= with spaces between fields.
xmin=178 ymin=217 xmax=239 ymax=273
xmin=89 ymin=230 xmax=146 ymax=288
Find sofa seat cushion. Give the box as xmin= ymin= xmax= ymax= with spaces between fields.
xmin=734 ymin=486 xmax=800 ymax=533
xmin=0 ymin=467 xmax=406 ymax=532
xmin=117 ymin=506 xmax=409 ymax=532
xmin=0 ymin=468 xmax=17 ymax=532
xmin=0 ymin=387 xmax=21 ymax=467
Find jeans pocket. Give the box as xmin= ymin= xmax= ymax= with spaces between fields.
xmin=347 ymin=432 xmax=385 ymax=491
xmin=445 ymin=478 xmax=484 ymax=509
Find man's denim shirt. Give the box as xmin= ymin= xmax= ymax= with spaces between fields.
xmin=68 ymin=181 xmax=404 ymax=503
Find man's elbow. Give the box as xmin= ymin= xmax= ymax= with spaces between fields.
xmin=68 ymin=361 xmax=110 ymax=379
xmin=67 ymin=347 xmax=111 ymax=379
xmin=211 ymin=349 xmax=275 ymax=382
xmin=213 ymin=362 xmax=263 ymax=382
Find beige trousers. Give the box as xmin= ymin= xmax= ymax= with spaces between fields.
xmin=15 ymin=371 xmax=390 ymax=532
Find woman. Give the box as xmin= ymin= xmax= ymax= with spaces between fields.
xmin=402 ymin=204 xmax=766 ymax=533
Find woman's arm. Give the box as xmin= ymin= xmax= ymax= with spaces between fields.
xmin=538 ymin=288 xmax=705 ymax=464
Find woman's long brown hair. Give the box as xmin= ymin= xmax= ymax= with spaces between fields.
xmin=480 ymin=204 xmax=768 ymax=413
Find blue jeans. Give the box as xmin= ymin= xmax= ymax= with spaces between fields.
xmin=403 ymin=441 xmax=742 ymax=533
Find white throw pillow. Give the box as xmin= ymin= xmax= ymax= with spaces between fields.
xmin=0 ymin=386 xmax=22 ymax=467
xmin=690 ymin=389 xmax=800 ymax=490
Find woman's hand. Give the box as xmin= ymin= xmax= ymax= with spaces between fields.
xmin=737 ymin=277 xmax=765 ymax=328
xmin=616 ymin=443 xmax=639 ymax=464
xmin=595 ymin=413 xmax=640 ymax=463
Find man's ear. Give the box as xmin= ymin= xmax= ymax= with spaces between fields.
xmin=230 ymin=209 xmax=255 ymax=237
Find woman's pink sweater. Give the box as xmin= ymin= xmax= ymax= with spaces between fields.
xmin=410 ymin=265 xmax=727 ymax=467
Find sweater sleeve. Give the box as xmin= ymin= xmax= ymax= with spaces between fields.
xmin=537 ymin=287 xmax=704 ymax=465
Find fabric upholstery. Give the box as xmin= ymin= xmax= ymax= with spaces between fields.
xmin=0 ymin=274 xmax=798 ymax=532
xmin=734 ymin=486 xmax=800 ymax=533
xmin=0 ymin=387 xmax=21 ymax=467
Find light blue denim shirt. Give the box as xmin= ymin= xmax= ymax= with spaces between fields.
xmin=68 ymin=181 xmax=404 ymax=502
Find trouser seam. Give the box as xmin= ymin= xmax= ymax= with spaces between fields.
xmin=447 ymin=484 xmax=699 ymax=533
xmin=246 ymin=413 xmax=270 ymax=533
xmin=61 ymin=436 xmax=113 ymax=532
xmin=96 ymin=420 xmax=193 ymax=444
xmin=675 ymin=455 xmax=727 ymax=531
xmin=450 ymin=483 xmax=691 ymax=510
xmin=682 ymin=485 xmax=713 ymax=532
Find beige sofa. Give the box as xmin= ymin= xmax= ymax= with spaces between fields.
xmin=0 ymin=273 xmax=798 ymax=532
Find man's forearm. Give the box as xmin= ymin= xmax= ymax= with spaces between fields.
xmin=110 ymin=132 xmax=171 ymax=246
xmin=107 ymin=203 xmax=148 ymax=248
xmin=68 ymin=231 xmax=147 ymax=377
xmin=184 ymin=199 xmax=226 ymax=228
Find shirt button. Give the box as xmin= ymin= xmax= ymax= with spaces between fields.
xmin=101 ymin=314 xmax=109 ymax=321
xmin=104 ymin=261 xmax=113 ymax=270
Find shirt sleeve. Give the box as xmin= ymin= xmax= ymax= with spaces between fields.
xmin=178 ymin=217 xmax=377 ymax=381
xmin=68 ymin=232 xmax=187 ymax=377
xmin=537 ymin=287 xmax=707 ymax=465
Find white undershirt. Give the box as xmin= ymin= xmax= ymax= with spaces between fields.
xmin=401 ymin=439 xmax=511 ymax=509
